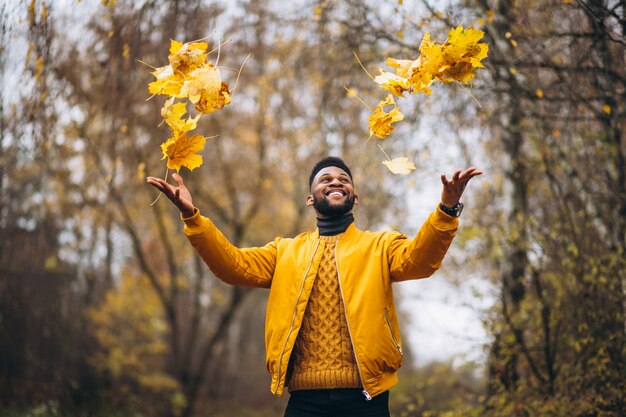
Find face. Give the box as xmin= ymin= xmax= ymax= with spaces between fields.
xmin=307 ymin=166 xmax=359 ymax=219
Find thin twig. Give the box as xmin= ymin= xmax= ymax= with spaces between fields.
xmin=353 ymin=51 xmax=375 ymax=80
xmin=149 ymin=166 xmax=169 ymax=206
xmin=137 ymin=58 xmax=157 ymax=69
xmin=344 ymin=86 xmax=373 ymax=112
xmin=230 ymin=54 xmax=251 ymax=96
xmin=377 ymin=144 xmax=392 ymax=161
xmin=207 ymin=38 xmax=232 ymax=57
xmin=459 ymin=83 xmax=482 ymax=108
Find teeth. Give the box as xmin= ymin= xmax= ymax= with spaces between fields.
xmin=329 ymin=191 xmax=343 ymax=197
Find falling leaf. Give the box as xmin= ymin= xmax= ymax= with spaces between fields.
xmin=373 ymin=69 xmax=409 ymax=97
xmin=180 ymin=66 xmax=231 ymax=113
xmin=162 ymin=101 xmax=201 ymax=136
xmin=147 ymin=37 xmax=241 ymax=175
xmin=552 ymin=128 xmax=561 ymax=137
xmin=161 ymin=133 xmax=206 ymax=172
xmin=487 ymin=10 xmax=494 ymax=23
xmin=148 ymin=65 xmax=185 ymax=97
xmin=382 ymin=157 xmax=416 ymax=175
xmin=385 ymin=57 xmax=416 ymax=78
xmin=536 ymin=88 xmax=544 ymax=98
xmin=168 ymin=40 xmax=208 ymax=74
xmin=602 ymin=104 xmax=611 ymax=114
xmin=368 ymin=95 xmax=404 ymax=139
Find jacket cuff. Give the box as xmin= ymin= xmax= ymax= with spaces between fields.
xmin=180 ymin=208 xmax=205 ymax=231
xmin=432 ymin=205 xmax=459 ymax=230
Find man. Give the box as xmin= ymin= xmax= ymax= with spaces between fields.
xmin=147 ymin=157 xmax=482 ymax=417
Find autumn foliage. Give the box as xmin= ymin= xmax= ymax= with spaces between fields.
xmin=148 ymin=40 xmax=232 ymax=172
xmin=359 ymin=25 xmax=488 ymax=174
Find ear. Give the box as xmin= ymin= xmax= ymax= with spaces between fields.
xmin=354 ymin=194 xmax=359 ymax=205
xmin=306 ymin=194 xmax=314 ymax=207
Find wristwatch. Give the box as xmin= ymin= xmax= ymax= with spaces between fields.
xmin=439 ymin=202 xmax=464 ymax=217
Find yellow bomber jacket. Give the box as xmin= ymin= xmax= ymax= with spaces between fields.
xmin=182 ymin=207 xmax=458 ymax=399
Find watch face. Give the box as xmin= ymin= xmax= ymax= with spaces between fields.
xmin=456 ymin=202 xmax=464 ymax=217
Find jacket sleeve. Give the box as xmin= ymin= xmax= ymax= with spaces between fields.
xmin=387 ymin=206 xmax=458 ymax=281
xmin=182 ymin=209 xmax=276 ymax=288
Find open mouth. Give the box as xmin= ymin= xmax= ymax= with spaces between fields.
xmin=325 ymin=189 xmax=346 ymax=197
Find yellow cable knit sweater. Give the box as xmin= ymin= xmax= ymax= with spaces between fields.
xmin=288 ymin=234 xmax=361 ymax=391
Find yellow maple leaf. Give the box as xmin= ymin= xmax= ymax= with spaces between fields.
xmin=168 ymin=40 xmax=208 ymax=74
xmin=382 ymin=157 xmax=416 ymax=175
xmin=408 ymin=68 xmax=435 ymax=94
xmin=161 ymin=100 xmax=201 ymax=136
xmin=148 ymin=64 xmax=185 ymax=97
xmin=160 ymin=133 xmax=206 ymax=172
xmin=368 ymin=95 xmax=404 ymax=139
xmin=195 ymin=82 xmax=231 ymax=114
xmin=439 ymin=61 xmax=475 ymax=84
xmin=418 ymin=33 xmax=447 ymax=78
xmin=180 ymin=65 xmax=231 ymax=113
xmin=445 ymin=26 xmax=485 ymax=58
xmin=374 ymin=69 xmax=409 ymax=97
xmin=440 ymin=26 xmax=488 ymax=83
xmin=385 ymin=57 xmax=417 ymax=78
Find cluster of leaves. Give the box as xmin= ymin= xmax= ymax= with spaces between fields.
xmin=148 ymin=40 xmax=232 ymax=172
xmin=360 ymin=25 xmax=488 ymax=174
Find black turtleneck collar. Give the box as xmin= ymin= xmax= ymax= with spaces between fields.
xmin=317 ymin=213 xmax=354 ymax=236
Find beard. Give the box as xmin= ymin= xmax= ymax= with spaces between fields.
xmin=313 ymin=194 xmax=356 ymax=218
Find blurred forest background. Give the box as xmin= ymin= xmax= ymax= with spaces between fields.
xmin=0 ymin=0 xmax=624 ymax=416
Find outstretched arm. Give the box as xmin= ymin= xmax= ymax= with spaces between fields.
xmin=146 ymin=173 xmax=276 ymax=288
xmin=389 ymin=167 xmax=483 ymax=281
xmin=147 ymin=173 xmax=195 ymax=218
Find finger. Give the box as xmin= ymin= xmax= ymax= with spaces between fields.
xmin=148 ymin=177 xmax=177 ymax=198
xmin=146 ymin=177 xmax=167 ymax=192
xmin=461 ymin=169 xmax=484 ymax=183
xmin=172 ymin=172 xmax=185 ymax=188
xmin=458 ymin=167 xmax=477 ymax=180
xmin=440 ymin=173 xmax=449 ymax=186
xmin=452 ymin=169 xmax=462 ymax=182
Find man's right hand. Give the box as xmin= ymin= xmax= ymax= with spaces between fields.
xmin=147 ymin=173 xmax=195 ymax=218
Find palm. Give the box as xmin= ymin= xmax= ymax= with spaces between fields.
xmin=146 ymin=173 xmax=195 ymax=217
xmin=440 ymin=167 xmax=483 ymax=207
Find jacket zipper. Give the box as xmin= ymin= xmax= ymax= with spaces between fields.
xmin=273 ymin=239 xmax=321 ymax=395
xmin=383 ymin=308 xmax=403 ymax=356
xmin=334 ymin=243 xmax=372 ymax=401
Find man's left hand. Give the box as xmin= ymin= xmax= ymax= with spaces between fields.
xmin=440 ymin=167 xmax=483 ymax=208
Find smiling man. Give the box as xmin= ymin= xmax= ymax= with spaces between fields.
xmin=147 ymin=156 xmax=482 ymax=417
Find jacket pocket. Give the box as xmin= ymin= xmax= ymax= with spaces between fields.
xmin=383 ymin=308 xmax=403 ymax=358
